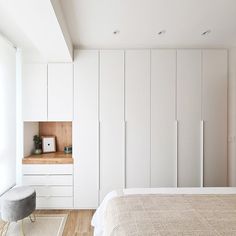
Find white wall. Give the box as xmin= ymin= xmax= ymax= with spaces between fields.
xmin=21 ymin=48 xmax=47 ymax=64
xmin=0 ymin=0 xmax=73 ymax=62
xmin=16 ymin=49 xmax=23 ymax=185
xmin=24 ymin=122 xmax=39 ymax=157
xmin=228 ymin=48 xmax=236 ymax=186
xmin=0 ymin=35 xmax=16 ymax=195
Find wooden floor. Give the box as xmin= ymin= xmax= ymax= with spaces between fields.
xmin=0 ymin=210 xmax=95 ymax=236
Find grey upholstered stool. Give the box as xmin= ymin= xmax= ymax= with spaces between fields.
xmin=0 ymin=186 xmax=36 ymax=236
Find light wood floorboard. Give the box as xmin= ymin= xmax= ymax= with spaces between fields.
xmin=0 ymin=210 xmax=95 ymax=236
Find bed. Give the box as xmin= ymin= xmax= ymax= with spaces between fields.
xmin=92 ymin=188 xmax=236 ymax=236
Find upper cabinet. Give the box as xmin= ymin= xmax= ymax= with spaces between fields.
xmin=48 ymin=64 xmax=73 ymax=121
xmin=22 ymin=63 xmax=73 ymax=121
xmin=22 ymin=64 xmax=48 ymax=121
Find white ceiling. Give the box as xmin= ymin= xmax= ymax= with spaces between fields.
xmin=0 ymin=4 xmax=36 ymax=50
xmin=0 ymin=0 xmax=73 ymax=62
xmin=60 ymin=0 xmax=236 ymax=49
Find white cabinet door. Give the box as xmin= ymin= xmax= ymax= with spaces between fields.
xmin=99 ymin=50 xmax=124 ymax=200
xmin=74 ymin=50 xmax=99 ymax=208
xmin=177 ymin=50 xmax=201 ymax=187
xmin=48 ymin=63 xmax=73 ymax=121
xmin=22 ymin=64 xmax=47 ymax=121
xmin=125 ymin=50 xmax=150 ymax=188
xmin=151 ymin=50 xmax=176 ymax=187
xmin=202 ymin=49 xmax=228 ymax=187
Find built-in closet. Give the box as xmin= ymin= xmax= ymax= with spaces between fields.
xmin=73 ymin=48 xmax=228 ymax=208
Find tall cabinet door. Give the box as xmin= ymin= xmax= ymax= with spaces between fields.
xmin=22 ymin=64 xmax=47 ymax=121
xmin=125 ymin=50 xmax=150 ymax=188
xmin=100 ymin=50 xmax=124 ymax=201
xmin=73 ymin=50 xmax=99 ymax=208
xmin=202 ymin=50 xmax=228 ymax=187
xmin=151 ymin=50 xmax=177 ymax=187
xmin=177 ymin=50 xmax=201 ymax=187
xmin=48 ymin=63 xmax=73 ymax=121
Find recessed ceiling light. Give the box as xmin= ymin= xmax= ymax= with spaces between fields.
xmin=158 ymin=30 xmax=166 ymax=35
xmin=202 ymin=30 xmax=211 ymax=36
xmin=113 ymin=30 xmax=120 ymax=35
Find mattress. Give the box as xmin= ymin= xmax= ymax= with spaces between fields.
xmin=92 ymin=188 xmax=236 ymax=236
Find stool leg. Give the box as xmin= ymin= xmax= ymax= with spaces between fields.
xmin=0 ymin=222 xmax=10 ymax=236
xmin=29 ymin=213 xmax=36 ymax=223
xmin=21 ymin=220 xmax=25 ymax=236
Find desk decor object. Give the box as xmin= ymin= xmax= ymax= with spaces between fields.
xmin=33 ymin=135 xmax=42 ymax=155
xmin=64 ymin=145 xmax=72 ymax=154
xmin=42 ymin=136 xmax=56 ymax=153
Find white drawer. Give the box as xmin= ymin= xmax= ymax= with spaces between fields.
xmin=22 ymin=164 xmax=73 ymax=175
xmin=22 ymin=175 xmax=73 ymax=186
xmin=36 ymin=197 xmax=73 ymax=209
xmin=33 ymin=186 xmax=73 ymax=197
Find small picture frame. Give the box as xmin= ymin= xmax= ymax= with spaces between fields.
xmin=42 ymin=136 xmax=56 ymax=153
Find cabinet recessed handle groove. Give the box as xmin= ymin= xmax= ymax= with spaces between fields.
xmin=124 ymin=121 xmax=127 ymax=188
xmin=98 ymin=121 xmax=101 ymax=191
xmin=175 ymin=120 xmax=178 ymax=187
xmin=200 ymin=120 xmax=204 ymax=187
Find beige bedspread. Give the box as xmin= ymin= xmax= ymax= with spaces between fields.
xmin=104 ymin=194 xmax=236 ymax=236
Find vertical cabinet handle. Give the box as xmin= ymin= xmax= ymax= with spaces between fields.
xmin=124 ymin=121 xmax=127 ymax=189
xmin=175 ymin=120 xmax=178 ymax=187
xmin=98 ymin=121 xmax=101 ymax=191
xmin=200 ymin=120 xmax=204 ymax=187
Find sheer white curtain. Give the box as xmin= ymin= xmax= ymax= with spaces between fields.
xmin=0 ymin=36 xmax=16 ymax=195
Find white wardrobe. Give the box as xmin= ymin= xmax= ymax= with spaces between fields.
xmin=177 ymin=50 xmax=202 ymax=187
xmin=74 ymin=50 xmax=99 ymax=208
xmin=202 ymin=50 xmax=228 ymax=187
xmin=73 ymin=49 xmax=228 ymax=208
xmin=99 ymin=50 xmax=125 ymax=200
xmin=151 ymin=50 xmax=177 ymax=187
xmin=125 ymin=50 xmax=151 ymax=188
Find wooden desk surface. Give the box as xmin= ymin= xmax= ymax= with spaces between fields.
xmin=22 ymin=152 xmax=73 ymax=164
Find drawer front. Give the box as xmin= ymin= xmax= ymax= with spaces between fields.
xmin=36 ymin=197 xmax=73 ymax=209
xmin=22 ymin=175 xmax=73 ymax=186
xmin=33 ymin=186 xmax=73 ymax=197
xmin=22 ymin=164 xmax=73 ymax=175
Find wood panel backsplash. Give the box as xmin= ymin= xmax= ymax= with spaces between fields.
xmin=39 ymin=122 xmax=72 ymax=152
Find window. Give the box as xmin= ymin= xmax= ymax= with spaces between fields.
xmin=0 ymin=36 xmax=16 ymax=195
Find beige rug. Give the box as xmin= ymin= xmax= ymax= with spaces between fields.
xmin=2 ymin=214 xmax=68 ymax=236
